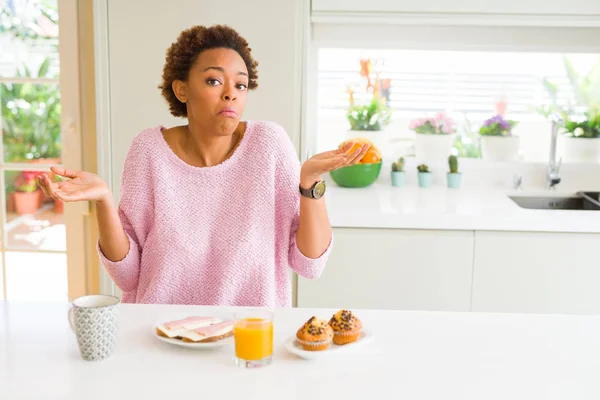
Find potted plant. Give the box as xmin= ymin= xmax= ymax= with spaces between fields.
xmin=391 ymin=157 xmax=405 ymax=187
xmin=561 ymin=110 xmax=600 ymax=162
xmin=345 ymin=58 xmax=392 ymax=152
xmin=537 ymin=56 xmax=600 ymax=162
xmin=410 ymin=112 xmax=456 ymax=161
xmin=478 ymin=114 xmax=520 ymax=161
xmin=13 ymin=171 xmax=40 ymax=215
xmin=447 ymin=155 xmax=462 ymax=189
xmin=417 ymin=164 xmax=432 ymax=188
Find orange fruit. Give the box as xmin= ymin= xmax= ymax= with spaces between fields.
xmin=338 ymin=138 xmax=382 ymax=164
xmin=359 ymin=148 xmax=381 ymax=164
xmin=339 ymin=140 xmax=364 ymax=155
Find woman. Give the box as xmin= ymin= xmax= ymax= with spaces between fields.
xmin=37 ymin=25 xmax=368 ymax=307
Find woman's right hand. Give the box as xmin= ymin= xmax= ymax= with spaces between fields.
xmin=37 ymin=166 xmax=111 ymax=203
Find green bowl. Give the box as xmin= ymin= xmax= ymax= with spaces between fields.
xmin=329 ymin=162 xmax=382 ymax=188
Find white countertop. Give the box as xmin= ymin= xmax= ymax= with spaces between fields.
xmin=326 ymin=184 xmax=600 ymax=233
xmin=2 ymin=302 xmax=600 ymax=399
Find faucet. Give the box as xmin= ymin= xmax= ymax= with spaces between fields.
xmin=547 ymin=114 xmax=563 ymax=190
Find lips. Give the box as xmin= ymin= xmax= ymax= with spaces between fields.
xmin=217 ymin=107 xmax=237 ymax=117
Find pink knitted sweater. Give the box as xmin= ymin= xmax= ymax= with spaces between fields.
xmin=97 ymin=121 xmax=332 ymax=307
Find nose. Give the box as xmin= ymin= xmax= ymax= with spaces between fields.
xmin=222 ymin=84 xmax=236 ymax=102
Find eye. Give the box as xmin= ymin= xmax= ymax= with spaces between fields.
xmin=236 ymin=83 xmax=248 ymax=91
xmin=206 ymin=78 xmax=222 ymax=86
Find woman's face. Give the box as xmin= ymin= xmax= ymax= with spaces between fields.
xmin=173 ymin=48 xmax=249 ymax=135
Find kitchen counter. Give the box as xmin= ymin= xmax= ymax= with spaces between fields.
xmin=326 ymin=184 xmax=600 ymax=233
xmin=2 ymin=302 xmax=599 ymax=399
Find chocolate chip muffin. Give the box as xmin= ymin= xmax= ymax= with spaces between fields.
xmin=328 ymin=310 xmax=362 ymax=345
xmin=296 ymin=316 xmax=334 ymax=351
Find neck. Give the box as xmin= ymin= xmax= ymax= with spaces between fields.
xmin=184 ymin=121 xmax=243 ymax=167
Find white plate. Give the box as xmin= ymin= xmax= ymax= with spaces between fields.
xmin=283 ymin=329 xmax=374 ymax=360
xmin=153 ymin=324 xmax=234 ymax=350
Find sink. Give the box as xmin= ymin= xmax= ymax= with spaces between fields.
xmin=509 ymin=195 xmax=600 ymax=210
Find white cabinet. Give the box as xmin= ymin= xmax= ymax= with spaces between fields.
xmin=297 ymin=228 xmax=474 ymax=311
xmin=312 ymin=0 xmax=600 ymax=16
xmin=472 ymin=231 xmax=600 ymax=315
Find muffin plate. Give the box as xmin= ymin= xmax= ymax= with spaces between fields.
xmin=283 ymin=329 xmax=374 ymax=360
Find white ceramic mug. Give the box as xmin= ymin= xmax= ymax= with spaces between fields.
xmin=68 ymin=294 xmax=120 ymax=361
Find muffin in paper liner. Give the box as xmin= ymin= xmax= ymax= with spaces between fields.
xmin=328 ymin=310 xmax=363 ymax=345
xmin=296 ymin=316 xmax=334 ymax=351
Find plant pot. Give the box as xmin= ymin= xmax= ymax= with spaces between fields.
xmin=447 ymin=173 xmax=462 ymax=189
xmin=14 ymin=191 xmax=40 ymax=215
xmin=414 ymin=134 xmax=454 ymax=161
xmin=480 ymin=136 xmax=520 ymax=161
xmin=417 ymin=172 xmax=433 ymax=188
xmin=391 ymin=171 xmax=406 ymax=187
xmin=561 ymin=137 xmax=600 ymax=163
xmin=6 ymin=192 xmax=15 ymax=213
xmin=329 ymin=162 xmax=382 ymax=188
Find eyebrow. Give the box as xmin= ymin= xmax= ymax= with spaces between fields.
xmin=203 ymin=66 xmax=248 ymax=77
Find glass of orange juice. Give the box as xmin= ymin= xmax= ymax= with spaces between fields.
xmin=233 ymin=309 xmax=274 ymax=368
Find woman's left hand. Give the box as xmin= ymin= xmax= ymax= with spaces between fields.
xmin=300 ymin=141 xmax=369 ymax=188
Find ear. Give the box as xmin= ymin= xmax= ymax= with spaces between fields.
xmin=172 ymin=80 xmax=188 ymax=103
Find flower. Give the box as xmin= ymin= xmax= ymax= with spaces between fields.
xmin=479 ymin=114 xmax=518 ymax=137
xmin=14 ymin=171 xmax=43 ymax=193
xmin=409 ymin=112 xmax=456 ymax=135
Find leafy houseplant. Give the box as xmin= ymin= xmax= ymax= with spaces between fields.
xmin=537 ymin=56 xmax=600 ymax=162
xmin=1 ymin=56 xmax=62 ymax=163
xmin=562 ymin=111 xmax=600 ymax=138
xmin=417 ymin=164 xmax=432 ymax=188
xmin=410 ymin=112 xmax=456 ymax=161
xmin=344 ymin=58 xmax=393 ymax=155
xmin=447 ymin=155 xmax=462 ymax=189
xmin=391 ymin=156 xmax=405 ymax=187
xmin=347 ymin=96 xmax=392 ymax=131
xmin=479 ymin=114 xmax=520 ymax=161
xmin=560 ymin=110 xmax=600 ymax=162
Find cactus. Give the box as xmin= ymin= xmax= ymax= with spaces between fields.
xmin=391 ymin=157 xmax=405 ymax=172
xmin=448 ymin=155 xmax=459 ymax=174
xmin=417 ymin=164 xmax=429 ymax=173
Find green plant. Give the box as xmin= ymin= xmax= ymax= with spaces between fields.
xmin=448 ymin=155 xmax=459 ymax=174
xmin=347 ymin=96 xmax=392 ymax=131
xmin=479 ymin=115 xmax=518 ymax=137
xmin=417 ymin=164 xmax=429 ymax=173
xmin=562 ymin=110 xmax=600 ymax=138
xmin=391 ymin=157 xmax=405 ymax=172
xmin=1 ymin=1 xmax=61 ymax=163
xmin=1 ymin=56 xmax=62 ymax=162
xmin=537 ymin=56 xmax=600 ymax=118
xmin=452 ymin=116 xmax=481 ymax=158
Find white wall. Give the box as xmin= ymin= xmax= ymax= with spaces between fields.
xmin=103 ymin=0 xmax=307 ymax=201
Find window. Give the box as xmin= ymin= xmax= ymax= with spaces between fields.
xmin=315 ymin=48 xmax=600 ymax=163
xmin=0 ymin=0 xmax=67 ymax=302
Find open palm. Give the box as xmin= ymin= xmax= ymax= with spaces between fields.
xmin=300 ymin=141 xmax=369 ymax=184
xmin=37 ymin=167 xmax=110 ymax=203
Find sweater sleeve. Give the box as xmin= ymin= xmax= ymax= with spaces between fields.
xmin=272 ymin=123 xmax=333 ymax=279
xmin=97 ymin=134 xmax=154 ymax=293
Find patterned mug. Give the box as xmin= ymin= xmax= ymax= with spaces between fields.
xmin=68 ymin=294 xmax=120 ymax=361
